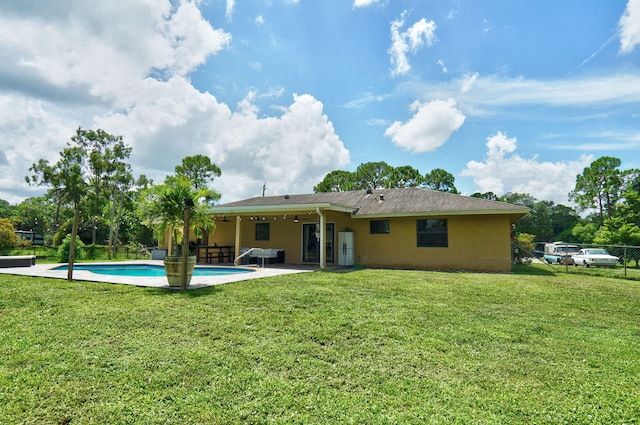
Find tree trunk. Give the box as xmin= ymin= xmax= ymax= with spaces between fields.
xmin=91 ymin=218 xmax=97 ymax=245
xmin=107 ymin=190 xmax=117 ymax=259
xmin=67 ymin=207 xmax=80 ymax=281
xmin=112 ymin=193 xmax=124 ymax=258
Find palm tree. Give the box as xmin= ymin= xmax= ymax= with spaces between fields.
xmin=138 ymin=175 xmax=215 ymax=256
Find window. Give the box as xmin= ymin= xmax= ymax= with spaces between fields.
xmin=370 ymin=220 xmax=389 ymax=234
xmin=255 ymin=222 xmax=270 ymax=241
xmin=417 ymin=219 xmax=448 ymax=247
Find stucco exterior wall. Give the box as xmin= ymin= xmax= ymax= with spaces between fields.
xmin=204 ymin=211 xmax=514 ymax=272
xmin=351 ymin=214 xmax=512 ymax=272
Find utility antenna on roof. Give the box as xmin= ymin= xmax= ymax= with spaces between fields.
xmin=262 ymin=182 xmax=266 ymax=197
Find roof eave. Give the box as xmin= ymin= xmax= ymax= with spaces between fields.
xmin=352 ymin=209 xmax=530 ymax=219
xmin=208 ymin=203 xmax=355 ymax=215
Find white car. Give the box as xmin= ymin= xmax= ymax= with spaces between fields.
xmin=572 ymin=248 xmax=619 ymax=268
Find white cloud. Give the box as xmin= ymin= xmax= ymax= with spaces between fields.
xmin=96 ymin=87 xmax=350 ymax=202
xmin=0 ymin=0 xmax=231 ymax=107
xmin=405 ymin=73 xmax=640 ymax=114
xmin=620 ymin=0 xmax=640 ymax=54
xmin=353 ymin=0 xmax=382 ymax=8
xmin=461 ymin=132 xmax=593 ymax=204
xmin=389 ymin=12 xmax=437 ymax=76
xmin=384 ymin=99 xmax=465 ymax=153
xmin=343 ymin=92 xmax=390 ymax=109
xmin=255 ymin=15 xmax=265 ymax=25
xmin=437 ymin=59 xmax=448 ymax=73
xmin=0 ymin=0 xmax=348 ymax=204
xmin=214 ymin=94 xmax=350 ymax=199
xmin=0 ymin=96 xmax=77 ymax=203
xmin=226 ymin=0 xmax=235 ymax=21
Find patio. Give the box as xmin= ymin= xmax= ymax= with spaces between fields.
xmin=0 ymin=260 xmax=314 ymax=289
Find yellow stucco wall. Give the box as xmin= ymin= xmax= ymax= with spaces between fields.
xmin=203 ymin=211 xmax=514 ymax=272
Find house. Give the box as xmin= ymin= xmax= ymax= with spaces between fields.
xmin=202 ymin=187 xmax=529 ymax=272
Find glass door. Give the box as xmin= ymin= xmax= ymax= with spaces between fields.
xmin=302 ymin=223 xmax=334 ymax=263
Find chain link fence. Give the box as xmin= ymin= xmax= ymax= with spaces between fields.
xmin=515 ymin=242 xmax=640 ymax=281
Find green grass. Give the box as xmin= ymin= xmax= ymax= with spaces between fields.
xmin=1 ymin=269 xmax=639 ymax=424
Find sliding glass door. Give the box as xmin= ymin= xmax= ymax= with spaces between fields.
xmin=302 ymin=223 xmax=334 ymax=263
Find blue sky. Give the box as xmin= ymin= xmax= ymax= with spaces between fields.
xmin=1 ymin=0 xmax=639 ymax=206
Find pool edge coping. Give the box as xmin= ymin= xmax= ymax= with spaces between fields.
xmin=0 ymin=259 xmax=313 ymax=289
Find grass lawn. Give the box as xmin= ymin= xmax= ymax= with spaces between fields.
xmin=1 ymin=267 xmax=639 ymax=424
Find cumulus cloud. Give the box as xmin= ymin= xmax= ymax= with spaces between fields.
xmin=384 ymin=99 xmax=465 ymax=153
xmin=98 ymin=87 xmax=349 ymax=199
xmin=0 ymin=0 xmax=231 ymax=107
xmin=620 ymin=0 xmax=640 ymax=54
xmin=0 ymin=0 xmax=349 ymax=203
xmin=389 ymin=12 xmax=437 ymax=76
xmin=461 ymin=132 xmax=593 ymax=205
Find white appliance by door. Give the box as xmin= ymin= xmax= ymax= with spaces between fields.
xmin=338 ymin=231 xmax=354 ymax=266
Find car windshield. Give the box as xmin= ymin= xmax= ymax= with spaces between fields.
xmin=557 ymin=246 xmax=578 ymax=253
xmin=586 ymin=249 xmax=608 ymax=255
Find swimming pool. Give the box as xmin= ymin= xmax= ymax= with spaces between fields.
xmin=52 ymin=264 xmax=254 ymax=277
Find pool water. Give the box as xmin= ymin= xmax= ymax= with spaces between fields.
xmin=53 ymin=264 xmax=253 ymax=277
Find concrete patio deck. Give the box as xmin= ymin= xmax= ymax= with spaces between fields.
xmin=0 ymin=260 xmax=314 ymax=289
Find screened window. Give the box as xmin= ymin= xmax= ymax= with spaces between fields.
xmin=417 ymin=219 xmax=448 ymax=247
xmin=255 ymin=223 xmax=270 ymax=241
xmin=370 ymin=220 xmax=390 ymax=234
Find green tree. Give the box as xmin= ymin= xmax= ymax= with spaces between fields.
xmin=314 ymin=170 xmax=356 ymax=192
xmin=569 ymin=156 xmax=623 ymax=226
xmin=71 ymin=128 xmax=134 ymax=247
xmin=549 ymin=203 xmax=580 ymax=241
xmin=501 ymin=193 xmax=552 ymax=241
xmin=471 ymin=192 xmax=499 ymax=201
xmin=571 ymin=220 xmax=600 ymax=244
xmin=26 ymin=144 xmax=88 ymax=281
xmin=386 ymin=165 xmax=423 ymax=188
xmin=315 ymin=163 xmax=460 ymax=194
xmin=175 ymin=154 xmax=222 ymax=190
xmin=354 ymin=161 xmax=391 ymax=190
xmin=0 ymin=199 xmax=16 ymax=219
xmin=422 ymin=168 xmax=459 ymax=193
xmin=14 ymin=196 xmax=56 ymax=241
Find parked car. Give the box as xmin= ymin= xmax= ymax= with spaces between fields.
xmin=543 ymin=242 xmax=579 ymax=265
xmin=571 ymin=248 xmax=619 ymax=268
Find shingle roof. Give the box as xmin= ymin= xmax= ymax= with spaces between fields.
xmin=211 ymin=187 xmax=529 ymax=219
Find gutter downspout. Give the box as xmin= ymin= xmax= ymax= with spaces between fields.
xmin=317 ymin=207 xmax=325 ymax=270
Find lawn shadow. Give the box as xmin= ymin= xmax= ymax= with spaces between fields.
xmin=144 ymin=285 xmax=221 ymax=297
xmin=513 ymin=263 xmax=558 ymax=276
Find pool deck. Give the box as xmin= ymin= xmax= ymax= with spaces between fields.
xmin=0 ymin=260 xmax=315 ymax=289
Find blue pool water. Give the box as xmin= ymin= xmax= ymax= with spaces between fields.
xmin=52 ymin=264 xmax=253 ymax=277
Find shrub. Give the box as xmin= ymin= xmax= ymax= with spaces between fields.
xmin=57 ymin=234 xmax=85 ymax=262
xmin=84 ymin=244 xmax=106 ymax=260
xmin=514 ymin=232 xmax=536 ymax=264
xmin=0 ymin=218 xmax=18 ymax=253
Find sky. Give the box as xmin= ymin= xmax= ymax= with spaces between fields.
xmin=1 ymin=0 xmax=639 ymax=207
